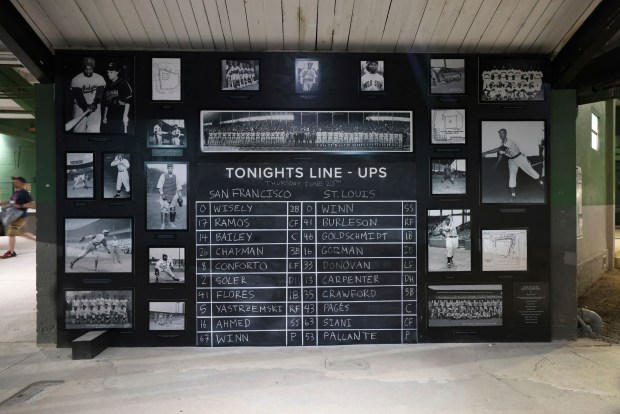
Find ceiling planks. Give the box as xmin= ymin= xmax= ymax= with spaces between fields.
xmin=203 ymin=0 xmax=227 ymax=50
xmin=95 ymin=0 xmax=136 ymax=48
xmin=459 ymin=0 xmax=501 ymax=53
xmin=413 ymin=0 xmax=447 ymax=52
xmin=552 ymin=0 xmax=602 ymax=57
xmin=331 ymin=0 xmax=354 ymax=51
xmin=475 ymin=0 xmax=520 ymax=53
xmin=347 ymin=0 xmax=373 ymax=51
xmin=37 ymin=0 xmax=96 ymax=48
xmin=299 ymin=0 xmax=318 ymax=51
xmin=114 ymin=0 xmax=151 ymax=48
xmin=316 ymin=0 xmax=336 ymax=50
xmin=517 ymin=0 xmax=564 ymax=52
xmin=429 ymin=0 xmax=464 ymax=51
xmin=529 ymin=0 xmax=591 ymax=54
xmin=490 ymin=0 xmax=538 ymax=53
xmin=177 ymin=0 xmax=207 ymax=49
xmin=245 ymin=0 xmax=268 ymax=51
xmin=282 ymin=0 xmax=300 ymax=50
xmin=393 ymin=0 xmax=426 ymax=52
xmin=263 ymin=0 xmax=284 ymax=50
xmin=74 ymin=0 xmax=119 ymax=49
xmin=362 ymin=0 xmax=391 ymax=51
xmin=443 ymin=0 xmax=483 ymax=52
xmin=188 ymin=0 xmax=215 ymax=50
xmin=225 ymin=0 xmax=251 ymax=51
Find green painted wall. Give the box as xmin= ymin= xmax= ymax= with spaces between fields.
xmin=0 ymin=127 xmax=36 ymax=200
xmin=576 ymin=101 xmax=611 ymax=206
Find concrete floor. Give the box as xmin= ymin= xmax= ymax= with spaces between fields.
xmin=0 ymin=237 xmax=619 ymax=413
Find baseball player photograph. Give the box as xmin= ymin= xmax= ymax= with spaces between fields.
xmin=146 ymin=119 xmax=186 ymax=148
xmin=149 ymin=302 xmax=185 ymax=331
xmin=65 ymin=152 xmax=94 ymax=199
xmin=65 ymin=218 xmax=133 ymax=273
xmin=103 ymin=152 xmax=131 ymax=199
xmin=479 ymin=58 xmax=545 ymax=102
xmin=430 ymin=58 xmax=465 ymax=94
xmin=63 ymin=56 xmax=134 ymax=134
xmin=427 ymin=209 xmax=471 ymax=272
xmin=145 ymin=162 xmax=188 ymax=230
xmin=148 ymin=247 xmax=185 ymax=283
xmin=360 ymin=60 xmax=385 ymax=92
xmin=65 ymin=290 xmax=133 ymax=329
xmin=295 ymin=59 xmax=319 ymax=93
xmin=431 ymin=109 xmax=466 ymax=144
xmin=101 ymin=61 xmax=134 ymax=134
xmin=431 ymin=159 xmax=466 ymax=195
xmin=480 ymin=120 xmax=545 ymax=203
xmin=220 ymin=59 xmax=259 ymax=91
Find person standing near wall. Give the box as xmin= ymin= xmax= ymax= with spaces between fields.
xmin=0 ymin=176 xmax=36 ymax=259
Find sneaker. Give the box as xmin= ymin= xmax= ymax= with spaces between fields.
xmin=172 ymin=277 xmax=179 ymax=281
xmin=160 ymin=223 xmax=166 ymax=229
xmin=0 ymin=251 xmax=16 ymax=259
xmin=511 ymin=191 xmax=516 ymax=198
xmin=169 ymin=223 xmax=177 ymax=229
xmin=70 ymin=261 xmax=75 ymax=269
xmin=539 ymin=179 xmax=544 ymax=186
xmin=113 ymin=193 xmax=120 ymax=198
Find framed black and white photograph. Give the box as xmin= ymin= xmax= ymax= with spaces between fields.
xmin=66 ymin=152 xmax=94 ymax=199
xmin=482 ymin=229 xmax=528 ymax=272
xmin=431 ymin=159 xmax=466 ymax=195
xmin=480 ymin=120 xmax=545 ymax=204
xmin=427 ymin=285 xmax=503 ymax=327
xmin=146 ymin=119 xmax=186 ymax=148
xmin=149 ymin=301 xmax=185 ymax=331
xmin=221 ymin=59 xmax=259 ymax=91
xmin=295 ymin=58 xmax=320 ymax=93
xmin=63 ymin=55 xmax=134 ymax=134
xmin=103 ymin=152 xmax=131 ymax=199
xmin=65 ymin=218 xmax=133 ymax=273
xmin=200 ymin=110 xmax=412 ymax=153
xmin=145 ymin=162 xmax=188 ymax=231
xmin=360 ymin=60 xmax=385 ymax=92
xmin=431 ymin=109 xmax=466 ymax=144
xmin=430 ymin=58 xmax=465 ymax=94
xmin=148 ymin=247 xmax=185 ymax=283
xmin=152 ymin=57 xmax=181 ymax=101
xmin=479 ymin=58 xmax=545 ymax=102
xmin=427 ymin=209 xmax=471 ymax=272
xmin=65 ymin=289 xmax=133 ymax=330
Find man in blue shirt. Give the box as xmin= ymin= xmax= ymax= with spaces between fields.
xmin=0 ymin=176 xmax=36 ymax=259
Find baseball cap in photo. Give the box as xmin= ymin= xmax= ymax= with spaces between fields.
xmin=107 ymin=62 xmax=119 ymax=71
xmin=11 ymin=176 xmax=26 ymax=183
xmin=167 ymin=163 xmax=174 ymax=167
xmin=498 ymin=128 xmax=507 ymax=134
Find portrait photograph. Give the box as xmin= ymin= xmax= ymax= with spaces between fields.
xmin=295 ymin=58 xmax=320 ymax=93
xmin=200 ymin=110 xmax=412 ymax=153
xmin=103 ymin=152 xmax=131 ymax=199
xmin=427 ymin=209 xmax=471 ymax=272
xmin=221 ymin=59 xmax=259 ymax=91
xmin=148 ymin=247 xmax=185 ymax=284
xmin=360 ymin=60 xmax=385 ymax=92
xmin=479 ymin=58 xmax=545 ymax=102
xmin=431 ymin=109 xmax=466 ymax=144
xmin=147 ymin=119 xmax=186 ymax=148
xmin=152 ymin=57 xmax=181 ymax=101
xmin=431 ymin=159 xmax=466 ymax=195
xmin=480 ymin=120 xmax=545 ymax=204
xmin=482 ymin=229 xmax=528 ymax=272
xmin=65 ymin=152 xmax=94 ymax=199
xmin=427 ymin=285 xmax=503 ymax=327
xmin=149 ymin=301 xmax=185 ymax=331
xmin=65 ymin=289 xmax=133 ymax=330
xmin=65 ymin=218 xmax=133 ymax=273
xmin=430 ymin=58 xmax=465 ymax=94
xmin=63 ymin=55 xmax=134 ymax=134
xmin=145 ymin=162 xmax=188 ymax=231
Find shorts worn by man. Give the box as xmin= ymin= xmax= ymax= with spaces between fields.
xmin=0 ymin=176 xmax=36 ymax=259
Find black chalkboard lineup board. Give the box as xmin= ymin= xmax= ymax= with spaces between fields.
xmin=195 ymin=163 xmax=416 ymax=346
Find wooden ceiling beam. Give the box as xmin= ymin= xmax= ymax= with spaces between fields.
xmin=0 ymin=1 xmax=53 ymax=83
xmin=552 ymin=0 xmax=620 ymax=88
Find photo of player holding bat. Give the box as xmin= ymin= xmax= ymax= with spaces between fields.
xmin=63 ymin=56 xmax=134 ymax=134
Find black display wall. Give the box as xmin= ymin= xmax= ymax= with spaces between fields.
xmin=56 ymin=51 xmax=550 ymax=347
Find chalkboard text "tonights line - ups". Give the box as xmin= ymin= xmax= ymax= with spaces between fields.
xmin=225 ymin=167 xmax=388 ymax=179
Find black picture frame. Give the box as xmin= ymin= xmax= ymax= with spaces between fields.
xmin=427 ymin=284 xmax=503 ymax=327
xmin=481 ymin=228 xmax=528 ymax=272
xmin=146 ymin=119 xmax=187 ymax=149
xmin=479 ymin=57 xmax=545 ymax=103
xmin=65 ymin=152 xmax=94 ymax=200
xmin=430 ymin=108 xmax=466 ymax=145
xmin=148 ymin=246 xmax=186 ymax=284
xmin=151 ymin=57 xmax=182 ymax=101
xmin=148 ymin=301 xmax=186 ymax=331
xmin=430 ymin=158 xmax=467 ymax=196
xmin=64 ymin=289 xmax=134 ymax=330
xmin=359 ymin=60 xmax=385 ymax=93
xmin=144 ymin=162 xmax=189 ymax=231
xmin=200 ymin=110 xmax=413 ymax=153
xmin=295 ymin=58 xmax=320 ymax=94
xmin=62 ymin=55 xmax=135 ymax=134
xmin=220 ymin=59 xmax=260 ymax=91
xmin=102 ymin=152 xmax=132 ymax=200
xmin=64 ymin=217 xmax=133 ymax=274
xmin=427 ymin=209 xmax=472 ymax=273
xmin=480 ymin=120 xmax=546 ymax=204
xmin=429 ymin=58 xmax=465 ymax=95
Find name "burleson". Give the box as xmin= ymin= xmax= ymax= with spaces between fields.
xmin=321 ymin=217 xmax=378 ymax=227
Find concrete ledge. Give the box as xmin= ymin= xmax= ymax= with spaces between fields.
xmin=72 ymin=330 xmax=108 ymax=360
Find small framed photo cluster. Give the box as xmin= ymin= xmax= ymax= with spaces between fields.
xmin=65 ymin=153 xmax=132 ymax=200
xmin=146 ymin=119 xmax=187 ymax=148
xmin=149 ymin=301 xmax=186 ymax=331
xmin=221 ymin=59 xmax=259 ymax=91
xmin=65 ymin=289 xmax=133 ymax=330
